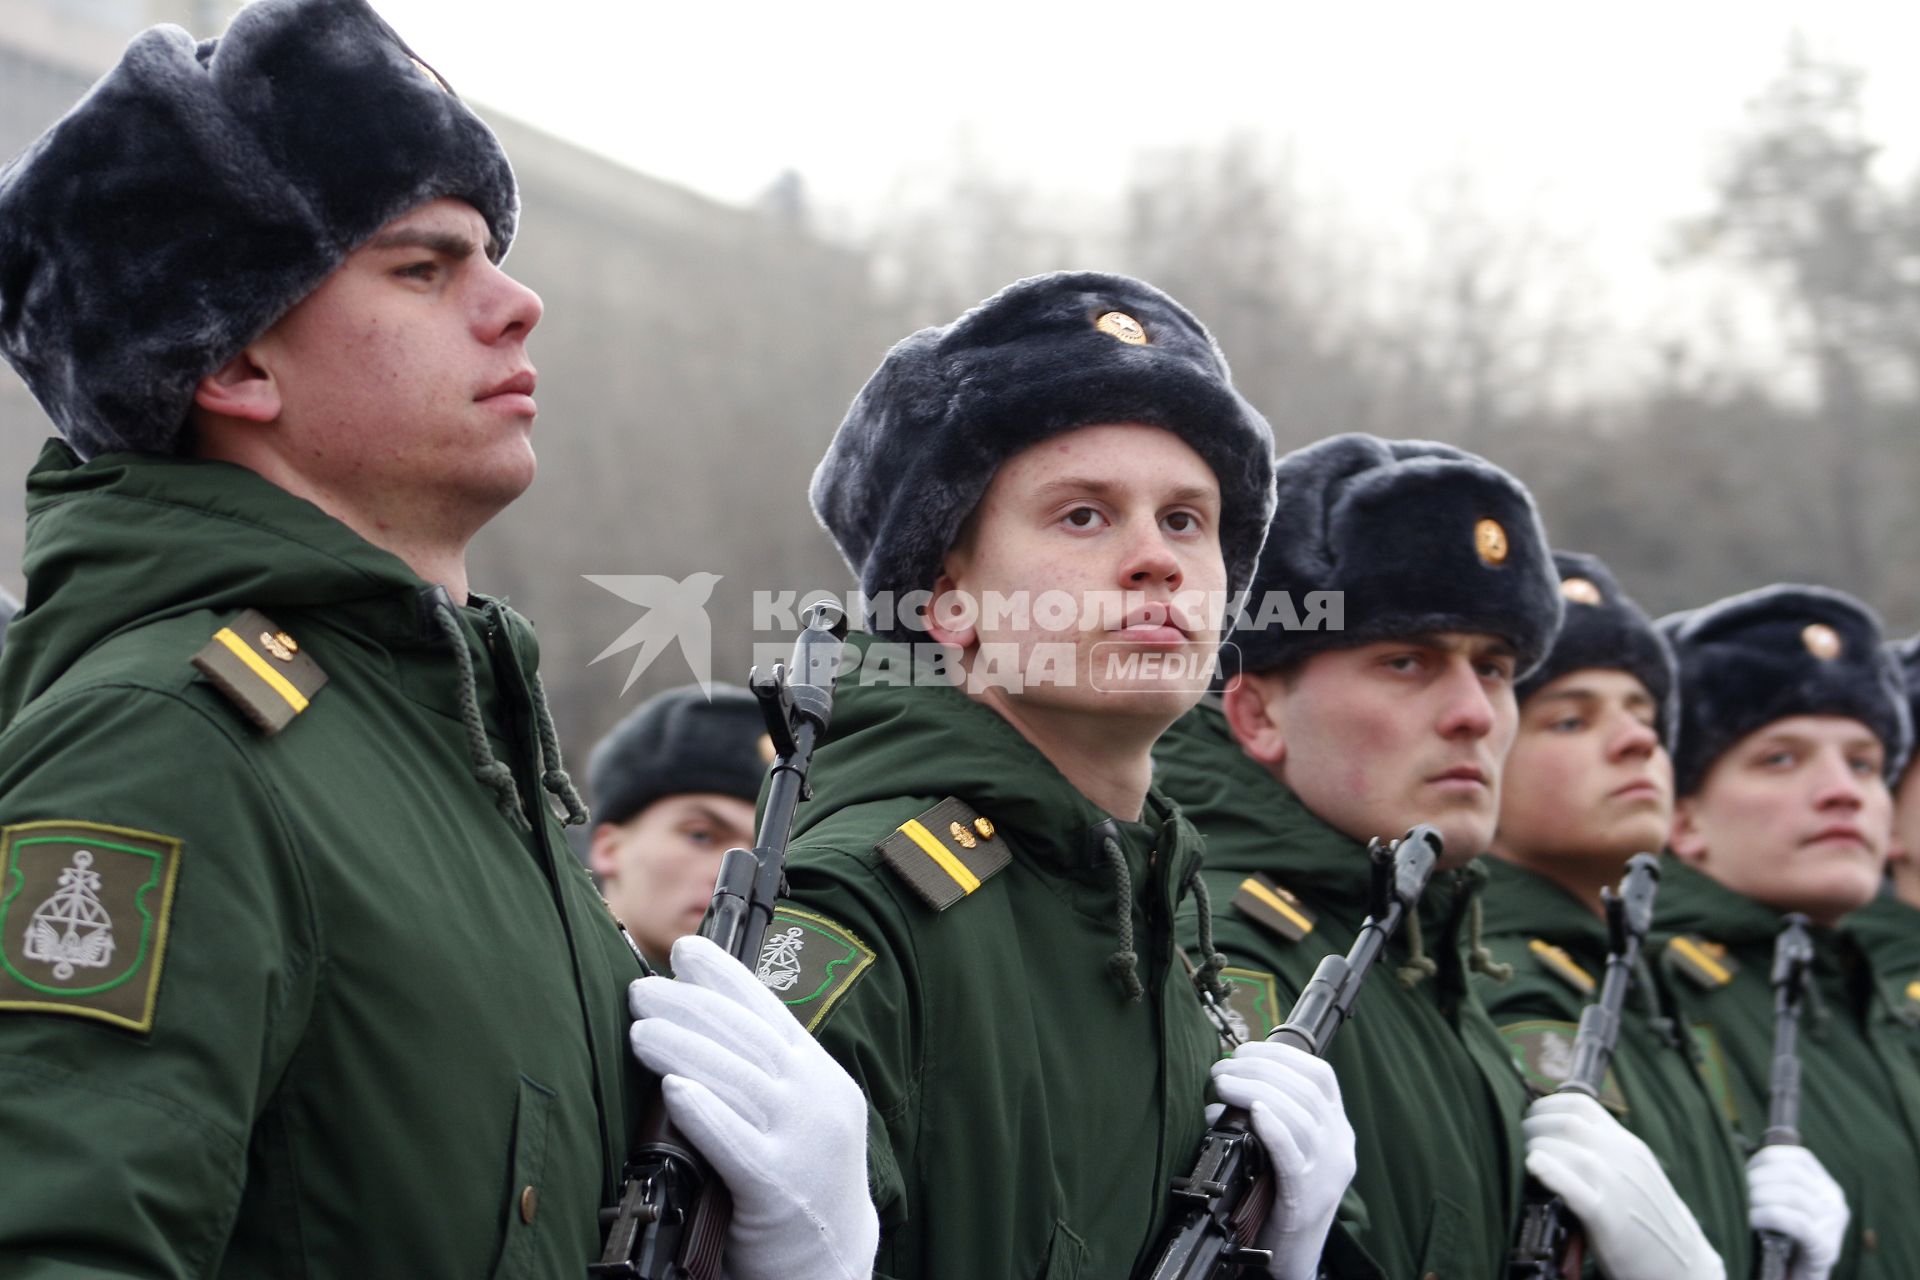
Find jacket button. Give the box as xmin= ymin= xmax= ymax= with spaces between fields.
xmin=519 ymin=1185 xmax=539 ymax=1224
xmin=1863 ymin=1226 xmax=1879 ymax=1251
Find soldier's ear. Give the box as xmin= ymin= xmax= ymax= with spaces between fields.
xmin=586 ymin=822 xmax=624 ymax=883
xmin=192 ymin=345 xmax=282 ymax=423
xmin=1668 ymin=797 xmax=1708 ymax=863
xmin=1223 ymin=671 xmax=1287 ymax=766
xmin=924 ymin=571 xmax=977 ymax=651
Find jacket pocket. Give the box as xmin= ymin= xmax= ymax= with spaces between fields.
xmin=1417 ymin=1193 xmax=1470 ymax=1279
xmin=489 ymin=1074 xmax=557 ymax=1280
xmin=1041 ymin=1219 xmax=1088 ymax=1280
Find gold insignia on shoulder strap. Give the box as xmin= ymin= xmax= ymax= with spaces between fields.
xmin=1903 ymin=976 xmax=1920 ymax=1020
xmin=1528 ymin=939 xmax=1597 ymax=996
xmin=1232 ymin=873 xmax=1316 ymax=943
xmin=1668 ymin=934 xmax=1737 ymax=989
xmin=192 ymin=609 xmax=329 ymax=736
xmin=875 ymin=797 xmax=1011 ymax=912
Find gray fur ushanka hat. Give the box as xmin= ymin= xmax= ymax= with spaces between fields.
xmin=1661 ymin=585 xmax=1911 ymax=797
xmin=587 ymin=684 xmax=768 ymax=828
xmin=1516 ymin=550 xmax=1678 ymax=748
xmin=1234 ymin=433 xmax=1562 ymax=676
xmin=0 ymin=0 xmax=518 ymax=458
xmin=809 ymin=271 xmax=1278 ymax=639
xmin=1890 ymin=634 xmax=1920 ymax=785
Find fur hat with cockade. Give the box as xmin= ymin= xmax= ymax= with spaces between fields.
xmin=809 ymin=271 xmax=1278 ymax=640
xmin=0 ymin=0 xmax=517 ymax=458
xmin=1661 ymin=585 xmax=1910 ymax=797
xmin=1516 ymin=550 xmax=1679 ymax=748
xmin=1233 ymin=433 xmax=1562 ymax=678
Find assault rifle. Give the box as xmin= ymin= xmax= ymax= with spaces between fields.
xmin=591 ymin=602 xmax=850 ymax=1279
xmin=1754 ymin=914 xmax=1815 ymax=1280
xmin=1508 ymin=852 xmax=1661 ymax=1280
xmin=1145 ymin=824 xmax=1443 ymax=1280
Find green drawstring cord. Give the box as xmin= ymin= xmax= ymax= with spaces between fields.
xmin=1396 ymin=908 xmax=1441 ymax=988
xmin=528 ymin=668 xmax=590 ymax=827
xmin=1186 ymin=870 xmax=1232 ymax=1005
xmin=431 ymin=600 xmax=530 ymax=833
xmin=1100 ymin=836 xmax=1146 ymax=1003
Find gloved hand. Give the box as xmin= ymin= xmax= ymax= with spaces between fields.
xmin=1747 ymin=1144 xmax=1848 ymax=1280
xmin=1523 ymin=1092 xmax=1726 ymax=1280
xmin=1208 ymin=1039 xmax=1355 ymax=1280
xmin=627 ymin=934 xmax=877 ymax=1280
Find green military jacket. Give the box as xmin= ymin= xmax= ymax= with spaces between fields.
xmin=1473 ymin=857 xmax=1753 ymax=1274
xmin=1845 ymin=894 xmax=1920 ymax=1050
xmin=1155 ymin=702 xmax=1531 ymax=1280
xmin=763 ymin=634 xmax=1222 ymax=1280
xmin=1653 ymin=857 xmax=1920 ymax=1278
xmin=0 ymin=443 xmax=644 ymax=1277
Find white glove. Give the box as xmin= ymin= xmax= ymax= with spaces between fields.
xmin=1523 ymin=1092 xmax=1726 ymax=1280
xmin=1208 ymin=1040 xmax=1355 ymax=1280
xmin=627 ymin=934 xmax=878 ymax=1280
xmin=1747 ymin=1144 xmax=1848 ymax=1280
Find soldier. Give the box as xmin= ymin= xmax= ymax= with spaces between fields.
xmin=1156 ymin=436 xmax=1726 ymax=1279
xmin=0 ymin=2 xmax=870 ymax=1274
xmin=1844 ymin=634 xmax=1920 ymax=1049
xmin=709 ymin=272 xmax=1355 ymax=1280
xmin=1656 ymin=586 xmax=1920 ymax=1279
xmin=1477 ymin=550 xmax=1840 ymax=1275
xmin=586 ymin=683 xmax=766 ymax=966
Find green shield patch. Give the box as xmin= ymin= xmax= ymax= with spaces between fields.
xmin=1219 ymin=967 xmax=1283 ymax=1045
xmin=754 ymin=906 xmax=876 ymax=1032
xmin=0 ymin=821 xmax=181 ymax=1032
xmin=1498 ymin=1019 xmax=1628 ymax=1114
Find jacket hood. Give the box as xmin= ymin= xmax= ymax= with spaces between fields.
xmin=1478 ymin=856 xmax=1608 ymax=952
xmin=0 ymin=439 xmax=448 ymax=719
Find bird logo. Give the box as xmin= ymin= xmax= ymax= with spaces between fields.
xmin=584 ymin=572 xmax=722 ymax=697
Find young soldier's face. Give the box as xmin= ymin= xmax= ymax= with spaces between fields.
xmin=1671 ymin=714 xmax=1891 ymax=925
xmin=1229 ymin=634 xmax=1519 ymax=866
xmin=589 ymin=792 xmax=758 ymax=965
xmin=251 ymin=198 xmax=544 ymax=524
xmin=1493 ymin=668 xmax=1673 ymax=865
xmin=931 ymin=422 xmax=1227 ymax=727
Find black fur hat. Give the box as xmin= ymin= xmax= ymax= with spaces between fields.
xmin=1516 ymin=550 xmax=1678 ymax=747
xmin=809 ymin=271 xmax=1277 ymax=639
xmin=1233 ymin=433 xmax=1561 ymax=676
xmin=0 ymin=0 xmax=517 ymax=458
xmin=1661 ymin=585 xmax=1911 ymax=797
xmin=1892 ymin=635 xmax=1920 ymax=784
xmin=587 ymin=684 xmax=768 ymax=827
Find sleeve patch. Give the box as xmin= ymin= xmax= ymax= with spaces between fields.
xmin=874 ymin=797 xmax=1011 ymax=912
xmin=1497 ymin=1019 xmax=1628 ymax=1114
xmin=1231 ymin=873 xmax=1317 ymax=943
xmin=755 ymin=906 xmax=876 ymax=1032
xmin=192 ymin=609 xmax=328 ymax=735
xmin=1219 ymin=966 xmax=1283 ymax=1043
xmin=0 ymin=820 xmax=182 ymax=1033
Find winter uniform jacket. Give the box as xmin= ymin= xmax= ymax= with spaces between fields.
xmin=761 ymin=633 xmax=1223 ymax=1280
xmin=0 ymin=442 xmax=643 ymax=1277
xmin=1473 ymin=857 xmax=1753 ymax=1275
xmin=1653 ymin=857 xmax=1920 ymax=1279
xmin=1156 ymin=701 xmax=1531 ymax=1280
xmin=1845 ymin=893 xmax=1920 ymax=1064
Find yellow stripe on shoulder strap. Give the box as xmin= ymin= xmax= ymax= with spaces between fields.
xmin=898 ymin=819 xmax=981 ymax=894
xmin=1671 ymin=935 xmax=1731 ymax=985
xmin=1240 ymin=877 xmax=1315 ymax=936
xmin=213 ymin=628 xmax=309 ymax=713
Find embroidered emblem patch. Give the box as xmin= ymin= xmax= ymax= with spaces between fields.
xmin=1219 ymin=967 xmax=1283 ymax=1043
xmin=1498 ymin=1019 xmax=1628 ymax=1114
xmin=1667 ymin=934 xmax=1737 ymax=989
xmin=754 ymin=907 xmax=876 ymax=1031
xmin=1689 ymin=1023 xmax=1741 ymax=1127
xmin=1231 ymin=873 xmax=1316 ymax=943
xmin=1528 ymin=939 xmax=1597 ymax=996
xmin=0 ymin=821 xmax=181 ymax=1032
xmin=875 ymin=797 xmax=1011 ymax=911
xmin=192 ymin=609 xmax=329 ymax=735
